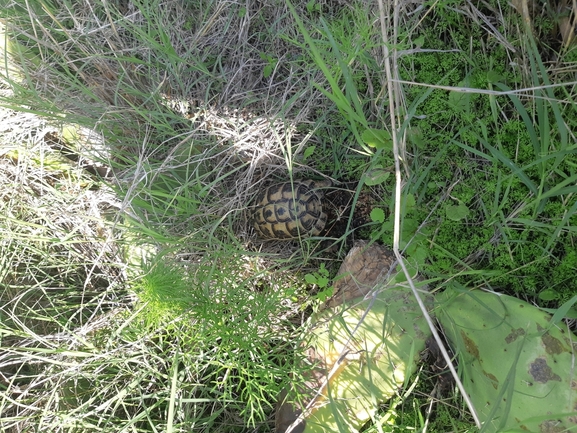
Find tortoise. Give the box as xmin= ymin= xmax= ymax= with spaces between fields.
xmin=252 ymin=179 xmax=331 ymax=240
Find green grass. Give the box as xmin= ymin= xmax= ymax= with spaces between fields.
xmin=1 ymin=0 xmax=576 ymax=431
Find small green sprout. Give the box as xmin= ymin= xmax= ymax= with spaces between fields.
xmin=305 ymin=263 xmax=334 ymax=302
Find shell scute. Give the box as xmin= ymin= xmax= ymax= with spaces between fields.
xmin=252 ymin=179 xmax=330 ymax=240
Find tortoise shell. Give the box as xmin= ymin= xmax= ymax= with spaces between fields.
xmin=252 ymin=179 xmax=330 ymax=240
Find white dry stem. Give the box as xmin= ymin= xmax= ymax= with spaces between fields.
xmin=378 ymin=0 xmax=482 ymax=428
xmin=391 ymin=79 xmax=577 ymax=96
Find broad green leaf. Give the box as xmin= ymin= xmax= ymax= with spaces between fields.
xmin=300 ymin=286 xmax=432 ymax=432
xmin=436 ymin=287 xmax=577 ymax=433
xmin=445 ymin=203 xmax=470 ymax=221
xmin=486 ymin=70 xmax=504 ymax=84
xmin=306 ymin=0 xmax=320 ymax=12
xmin=403 ymin=193 xmax=416 ymax=210
xmin=263 ymin=64 xmax=273 ymax=78
xmin=538 ymin=289 xmax=558 ymax=301
xmin=448 ymin=78 xmax=472 ymax=112
xmin=361 ymin=128 xmax=392 ymax=150
xmin=305 ymin=274 xmax=317 ymax=285
xmin=412 ymin=246 xmax=428 ymax=267
xmin=370 ymin=208 xmax=385 ymax=223
xmin=316 ymin=286 xmax=334 ymax=302
xmin=303 ymin=146 xmax=316 ymax=160
xmin=364 ymin=167 xmax=390 ymax=186
xmin=413 ymin=35 xmax=425 ymax=47
xmin=407 ymin=126 xmax=425 ymax=149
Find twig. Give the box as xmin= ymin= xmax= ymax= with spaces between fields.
xmin=377 ymin=0 xmax=482 ymax=428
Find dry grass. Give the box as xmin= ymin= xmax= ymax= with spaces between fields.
xmin=0 ymin=90 xmax=135 ymax=433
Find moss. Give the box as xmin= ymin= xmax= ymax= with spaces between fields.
xmin=388 ymin=2 xmax=577 ymax=307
